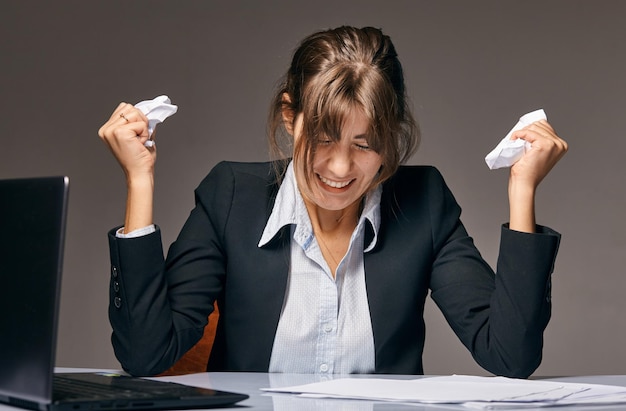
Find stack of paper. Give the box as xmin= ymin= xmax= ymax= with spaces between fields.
xmin=261 ymin=375 xmax=626 ymax=409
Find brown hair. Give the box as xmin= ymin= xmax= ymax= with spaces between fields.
xmin=268 ymin=26 xmax=420 ymax=187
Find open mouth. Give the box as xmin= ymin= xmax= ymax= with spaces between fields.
xmin=317 ymin=174 xmax=354 ymax=189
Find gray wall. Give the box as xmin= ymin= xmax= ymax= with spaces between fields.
xmin=1 ymin=0 xmax=624 ymax=376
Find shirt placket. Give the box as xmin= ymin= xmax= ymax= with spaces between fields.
xmin=316 ymin=271 xmax=338 ymax=374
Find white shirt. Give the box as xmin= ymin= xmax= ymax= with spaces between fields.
xmin=259 ymin=162 xmax=381 ymax=374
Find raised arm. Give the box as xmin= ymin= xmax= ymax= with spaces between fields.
xmin=98 ymin=102 xmax=155 ymax=233
xmin=508 ymin=120 xmax=568 ymax=232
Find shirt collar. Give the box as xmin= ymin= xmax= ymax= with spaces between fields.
xmin=258 ymin=161 xmax=381 ymax=252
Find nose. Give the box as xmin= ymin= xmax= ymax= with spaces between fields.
xmin=327 ymin=144 xmax=352 ymax=177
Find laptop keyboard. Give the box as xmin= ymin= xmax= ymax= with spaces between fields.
xmin=53 ymin=375 xmax=154 ymax=400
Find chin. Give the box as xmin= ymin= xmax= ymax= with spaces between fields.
xmin=312 ymin=193 xmax=360 ymax=212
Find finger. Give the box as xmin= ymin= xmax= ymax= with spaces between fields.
xmin=512 ymin=121 xmax=555 ymax=144
xmin=99 ymin=115 xmax=150 ymax=148
xmin=99 ymin=103 xmax=148 ymax=131
xmin=533 ymin=121 xmax=568 ymax=152
xmin=110 ymin=102 xmax=133 ymax=124
xmin=527 ymin=122 xmax=568 ymax=153
xmin=99 ymin=103 xmax=150 ymax=140
xmin=511 ymin=122 xmax=568 ymax=162
xmin=108 ymin=102 xmax=127 ymax=121
xmin=527 ymin=121 xmax=562 ymax=143
xmin=99 ymin=103 xmax=131 ymax=138
xmin=112 ymin=104 xmax=149 ymax=125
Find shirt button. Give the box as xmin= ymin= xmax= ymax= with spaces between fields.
xmin=323 ymin=324 xmax=332 ymax=333
xmin=319 ymin=363 xmax=329 ymax=372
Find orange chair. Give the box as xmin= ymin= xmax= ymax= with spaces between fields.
xmin=159 ymin=305 xmax=219 ymax=376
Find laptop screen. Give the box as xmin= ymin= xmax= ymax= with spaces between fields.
xmin=0 ymin=176 xmax=69 ymax=405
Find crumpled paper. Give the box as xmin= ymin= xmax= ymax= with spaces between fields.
xmin=485 ymin=109 xmax=547 ymax=169
xmin=134 ymin=95 xmax=178 ymax=147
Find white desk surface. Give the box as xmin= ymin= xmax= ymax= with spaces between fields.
xmin=2 ymin=369 xmax=626 ymax=411
xmin=167 ymin=373 xmax=626 ymax=410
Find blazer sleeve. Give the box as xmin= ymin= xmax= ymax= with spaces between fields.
xmin=426 ymin=169 xmax=560 ymax=378
xmin=108 ymin=162 xmax=235 ymax=376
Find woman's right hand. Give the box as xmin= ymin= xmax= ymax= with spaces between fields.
xmin=98 ymin=102 xmax=155 ymax=182
xmin=98 ymin=102 xmax=156 ymax=233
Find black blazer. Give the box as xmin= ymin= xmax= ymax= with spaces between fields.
xmin=108 ymin=161 xmax=560 ymax=377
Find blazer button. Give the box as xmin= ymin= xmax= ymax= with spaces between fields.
xmin=114 ymin=296 xmax=122 ymax=308
xmin=112 ymin=266 xmax=118 ymax=279
xmin=113 ymin=281 xmax=120 ymax=293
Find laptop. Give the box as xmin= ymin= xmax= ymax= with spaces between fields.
xmin=0 ymin=176 xmax=248 ymax=410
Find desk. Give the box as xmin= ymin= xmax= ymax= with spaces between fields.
xmin=2 ymin=371 xmax=626 ymax=411
xmin=149 ymin=372 xmax=626 ymax=411
xmin=155 ymin=373 xmax=626 ymax=411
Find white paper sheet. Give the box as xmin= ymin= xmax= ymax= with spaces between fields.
xmin=134 ymin=95 xmax=178 ymax=147
xmin=261 ymin=375 xmax=626 ymax=408
xmin=485 ymin=109 xmax=547 ymax=170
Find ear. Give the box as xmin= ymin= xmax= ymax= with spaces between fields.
xmin=281 ymin=92 xmax=295 ymax=136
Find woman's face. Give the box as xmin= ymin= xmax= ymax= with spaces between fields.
xmin=293 ymin=107 xmax=383 ymax=213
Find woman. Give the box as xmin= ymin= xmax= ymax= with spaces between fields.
xmin=98 ymin=26 xmax=567 ymax=378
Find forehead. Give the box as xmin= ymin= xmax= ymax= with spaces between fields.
xmin=340 ymin=107 xmax=370 ymax=134
xmin=313 ymin=103 xmax=373 ymax=139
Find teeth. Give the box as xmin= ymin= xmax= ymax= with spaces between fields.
xmin=319 ymin=175 xmax=352 ymax=188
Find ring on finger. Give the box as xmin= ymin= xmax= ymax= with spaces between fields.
xmin=120 ymin=113 xmax=129 ymax=123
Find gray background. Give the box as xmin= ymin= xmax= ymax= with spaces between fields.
xmin=1 ymin=0 xmax=624 ymax=376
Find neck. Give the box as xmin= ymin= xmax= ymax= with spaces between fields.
xmin=304 ymin=198 xmax=361 ymax=234
xmin=304 ymin=198 xmax=362 ymax=278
